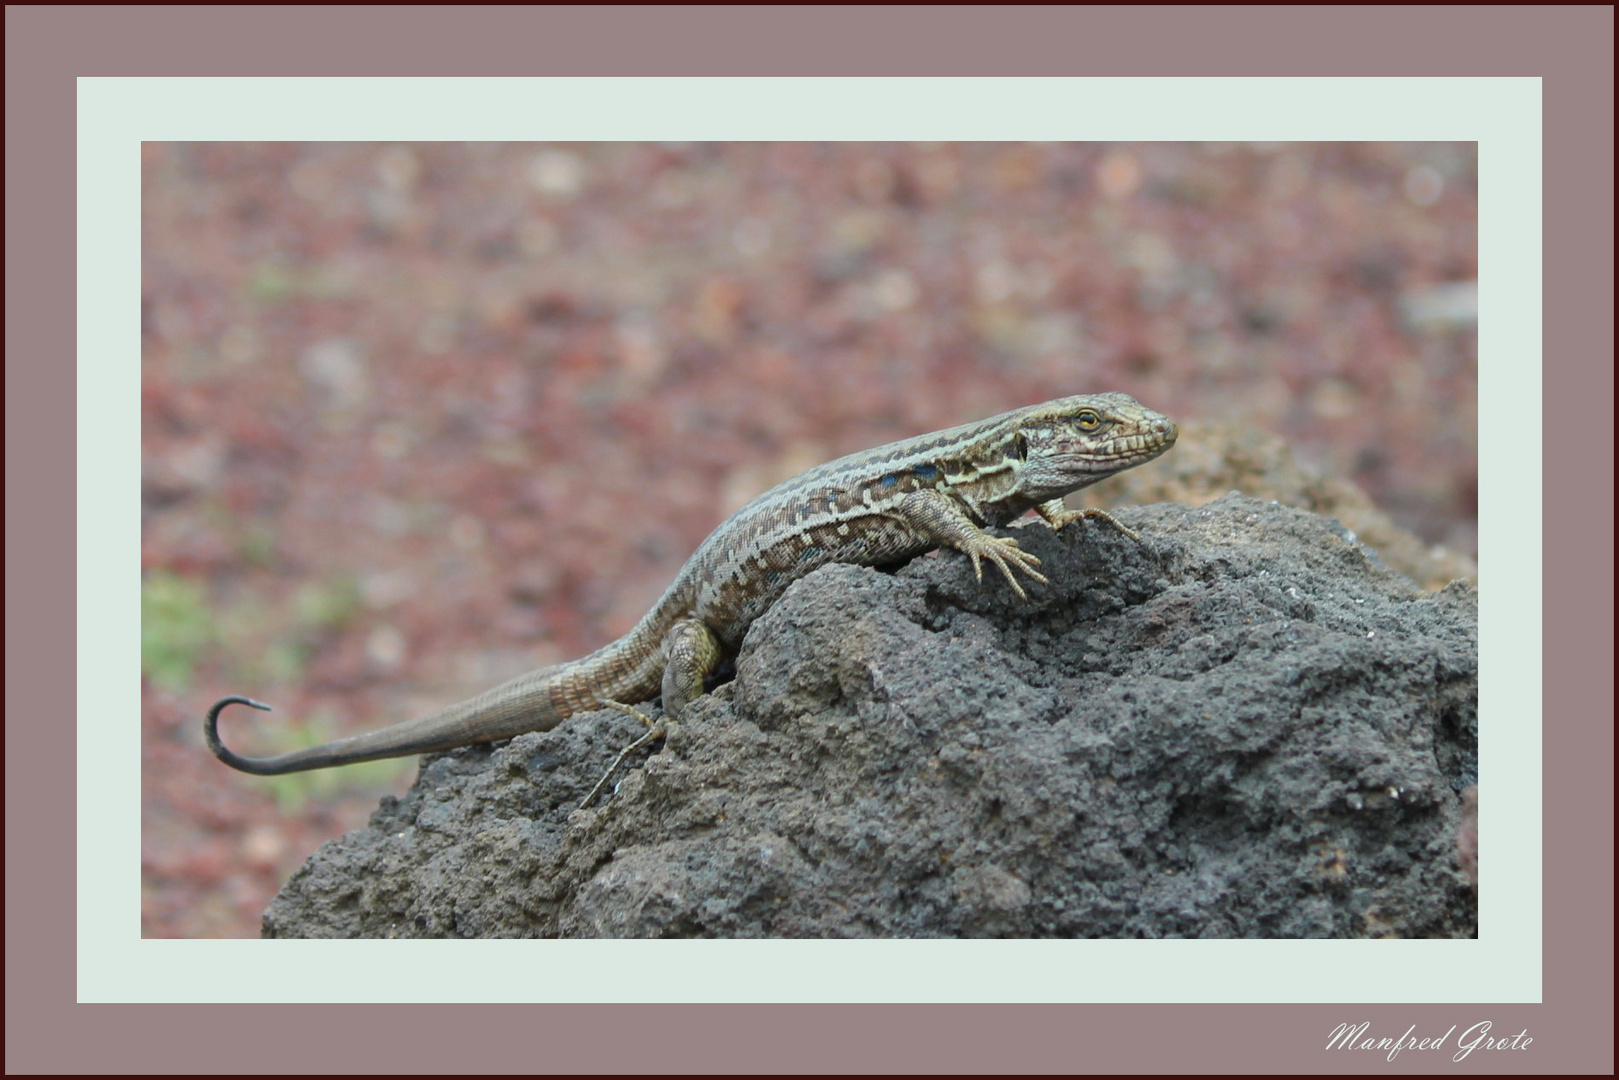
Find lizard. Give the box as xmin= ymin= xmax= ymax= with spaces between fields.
xmin=206 ymin=392 xmax=1178 ymax=804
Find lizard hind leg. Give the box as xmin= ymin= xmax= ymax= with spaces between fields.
xmin=579 ymin=618 xmax=722 ymax=809
xmin=657 ymin=617 xmax=724 ymax=720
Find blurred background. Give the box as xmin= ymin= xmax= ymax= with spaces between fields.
xmin=141 ymin=141 xmax=1477 ymax=937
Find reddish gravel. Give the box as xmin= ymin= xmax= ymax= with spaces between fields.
xmin=141 ymin=142 xmax=1477 ymax=937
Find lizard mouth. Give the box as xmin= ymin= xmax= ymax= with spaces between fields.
xmin=1078 ymin=422 xmax=1178 ymax=467
xmin=1107 ymin=424 xmax=1178 ymax=461
xmin=1030 ymin=424 xmax=1177 ymax=489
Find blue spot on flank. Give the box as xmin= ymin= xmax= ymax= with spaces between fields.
xmin=881 ymin=473 xmax=899 ymax=487
xmin=913 ymin=463 xmax=938 ymax=480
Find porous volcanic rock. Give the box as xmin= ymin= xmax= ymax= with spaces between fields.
xmin=263 ymin=494 xmax=1478 ymax=938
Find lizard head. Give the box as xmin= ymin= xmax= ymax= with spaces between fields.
xmin=1011 ymin=392 xmax=1179 ymax=495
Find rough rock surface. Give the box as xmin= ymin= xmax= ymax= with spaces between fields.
xmin=263 ymin=494 xmax=1478 ymax=938
xmin=1097 ymin=421 xmax=1478 ymax=590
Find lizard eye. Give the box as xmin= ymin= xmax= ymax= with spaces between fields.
xmin=1011 ymin=433 xmax=1028 ymax=461
xmin=1076 ymin=410 xmax=1101 ymax=429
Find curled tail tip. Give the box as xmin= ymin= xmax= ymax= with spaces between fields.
xmin=205 ymin=695 xmax=278 ymax=773
xmin=210 ymin=695 xmax=272 ymax=714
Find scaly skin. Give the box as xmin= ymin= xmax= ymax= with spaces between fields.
xmin=207 ymin=393 xmax=1178 ymax=792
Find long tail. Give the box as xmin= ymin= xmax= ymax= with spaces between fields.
xmin=206 ymin=574 xmax=700 ymax=775
xmin=204 ymin=662 xmax=578 ymax=775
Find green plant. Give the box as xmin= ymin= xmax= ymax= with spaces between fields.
xmin=141 ymin=570 xmax=215 ymax=692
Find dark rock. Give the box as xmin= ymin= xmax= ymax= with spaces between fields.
xmin=263 ymin=494 xmax=1478 ymax=938
xmin=1095 ymin=420 xmax=1477 ymax=590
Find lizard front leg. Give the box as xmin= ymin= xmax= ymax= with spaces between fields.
xmin=582 ymin=617 xmax=722 ymax=807
xmin=897 ymin=489 xmax=1049 ymax=600
xmin=1035 ymin=498 xmax=1141 ymax=541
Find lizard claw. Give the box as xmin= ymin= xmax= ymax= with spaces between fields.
xmin=581 ymin=718 xmax=666 ymax=809
xmin=964 ymin=534 xmax=1047 ymax=600
xmin=1078 ymin=507 xmax=1141 ymax=542
xmin=601 ymin=699 xmax=656 ymax=730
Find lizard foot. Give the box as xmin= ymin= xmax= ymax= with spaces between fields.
xmin=1039 ymin=501 xmax=1141 ymax=541
xmin=961 ymin=533 xmax=1048 ymax=600
xmin=580 ymin=710 xmax=665 ymax=809
xmin=1071 ymin=507 xmax=1141 ymax=542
